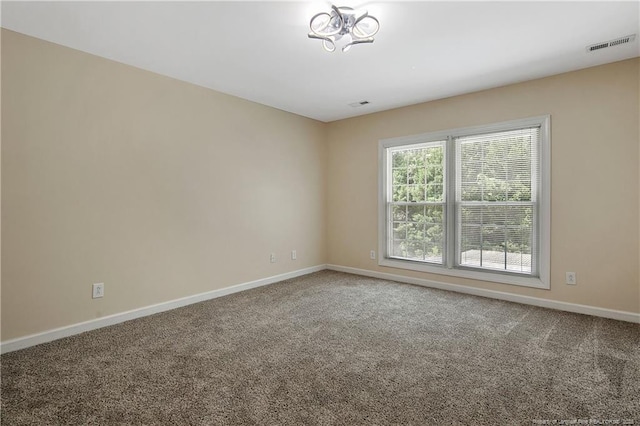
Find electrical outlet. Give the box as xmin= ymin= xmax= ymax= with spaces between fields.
xmin=370 ymin=250 xmax=376 ymax=260
xmin=92 ymin=283 xmax=104 ymax=299
xmin=291 ymin=250 xmax=297 ymax=260
xmin=565 ymin=272 xmax=577 ymax=285
xmin=270 ymin=253 xmax=276 ymax=263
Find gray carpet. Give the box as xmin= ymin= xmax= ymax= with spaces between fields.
xmin=2 ymin=270 xmax=639 ymax=425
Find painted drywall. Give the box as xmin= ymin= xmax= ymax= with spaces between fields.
xmin=2 ymin=29 xmax=639 ymax=344
xmin=0 ymin=29 xmax=3 ymax=336
xmin=1 ymin=30 xmax=327 ymax=340
xmin=327 ymin=58 xmax=640 ymax=314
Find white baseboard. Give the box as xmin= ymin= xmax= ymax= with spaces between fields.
xmin=0 ymin=265 xmax=326 ymax=354
xmin=3 ymin=263 xmax=637 ymax=354
xmin=327 ymin=264 xmax=640 ymax=324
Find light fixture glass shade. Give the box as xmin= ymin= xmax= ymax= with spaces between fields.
xmin=308 ymin=5 xmax=379 ymax=52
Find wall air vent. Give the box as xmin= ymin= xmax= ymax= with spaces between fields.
xmin=348 ymin=101 xmax=370 ymax=108
xmin=587 ymin=34 xmax=636 ymax=52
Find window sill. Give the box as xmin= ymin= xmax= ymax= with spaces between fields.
xmin=379 ymin=257 xmax=550 ymax=290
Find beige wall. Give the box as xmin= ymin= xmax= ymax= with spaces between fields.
xmin=2 ymin=30 xmax=639 ymax=343
xmin=1 ymin=30 xmax=327 ymax=340
xmin=0 ymin=29 xmax=3 ymax=335
xmin=327 ymin=58 xmax=640 ymax=313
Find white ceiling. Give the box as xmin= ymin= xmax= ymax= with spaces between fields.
xmin=2 ymin=1 xmax=639 ymax=122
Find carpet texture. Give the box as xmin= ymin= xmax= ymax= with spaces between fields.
xmin=2 ymin=270 xmax=639 ymax=425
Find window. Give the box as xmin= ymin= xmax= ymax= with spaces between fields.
xmin=378 ymin=116 xmax=550 ymax=289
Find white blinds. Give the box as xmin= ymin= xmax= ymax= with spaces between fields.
xmin=455 ymin=127 xmax=540 ymax=274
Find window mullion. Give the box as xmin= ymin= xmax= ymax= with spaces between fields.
xmin=531 ymin=132 xmax=539 ymax=277
xmin=446 ymin=136 xmax=456 ymax=269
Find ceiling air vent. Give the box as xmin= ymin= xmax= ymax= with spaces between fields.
xmin=348 ymin=101 xmax=370 ymax=108
xmin=587 ymin=34 xmax=636 ymax=52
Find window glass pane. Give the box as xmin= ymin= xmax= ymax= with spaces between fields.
xmin=458 ymin=204 xmax=533 ymax=273
xmin=426 ymin=184 xmax=443 ymax=202
xmin=392 ymin=205 xmax=407 ymax=221
xmin=459 ymin=130 xmax=534 ymax=202
xmin=506 ymin=139 xmax=532 ymax=202
xmin=481 ymin=224 xmax=506 ymax=269
xmin=505 ymin=226 xmax=532 ymax=273
xmin=392 ymin=185 xmax=408 ymax=202
xmin=424 ymin=225 xmax=443 ymax=263
xmin=391 ymin=145 xmax=444 ymax=201
xmin=455 ymin=127 xmax=538 ymax=275
xmin=424 ymin=206 xmax=444 ymax=263
xmin=393 ymin=222 xmax=407 ymax=240
xmin=406 ymin=204 xmax=424 ymax=222
xmin=392 ymin=151 xmax=407 ymax=168
xmin=424 ymin=205 xmax=443 ymax=224
xmin=389 ymin=204 xmax=443 ymax=264
xmin=460 ymin=223 xmax=481 ymax=267
xmin=388 ymin=142 xmax=445 ymax=265
xmin=407 ymin=185 xmax=426 ymax=202
xmin=393 ymin=239 xmax=405 ymax=257
xmin=407 ymin=222 xmax=425 ymax=260
xmin=392 ymin=168 xmax=407 ymax=185
xmin=424 ymin=147 xmax=444 ymax=185
xmin=392 ymin=221 xmax=422 ymax=260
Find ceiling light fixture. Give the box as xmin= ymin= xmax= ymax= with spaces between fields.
xmin=308 ymin=5 xmax=379 ymax=53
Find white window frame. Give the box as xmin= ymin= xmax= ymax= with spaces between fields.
xmin=378 ymin=116 xmax=550 ymax=289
